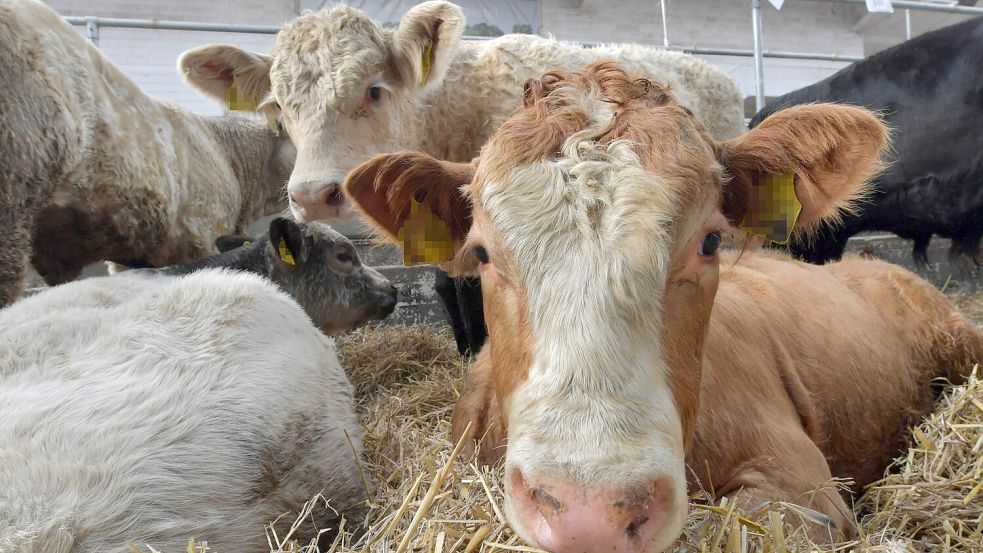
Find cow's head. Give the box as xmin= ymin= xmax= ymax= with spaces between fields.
xmin=344 ymin=63 xmax=888 ymax=552
xmin=178 ymin=1 xmax=464 ymax=223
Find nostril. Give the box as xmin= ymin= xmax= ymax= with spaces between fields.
xmin=625 ymin=512 xmax=650 ymax=539
xmin=529 ymin=487 xmax=564 ymax=517
xmin=325 ymin=184 xmax=344 ymax=206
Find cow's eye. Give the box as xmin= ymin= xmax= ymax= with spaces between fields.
xmin=700 ymin=231 xmax=721 ymax=256
xmin=473 ymin=246 xmax=490 ymax=264
xmin=367 ymin=86 xmax=381 ymax=102
xmin=337 ymin=251 xmax=354 ymax=263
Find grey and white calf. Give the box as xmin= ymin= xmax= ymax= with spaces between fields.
xmin=0 ymin=269 xmax=367 ymax=553
xmin=141 ymin=217 xmax=398 ymax=335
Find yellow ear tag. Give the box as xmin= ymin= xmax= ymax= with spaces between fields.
xmin=277 ymin=237 xmax=296 ymax=266
xmin=420 ymin=40 xmax=433 ymax=84
xmin=738 ymin=171 xmax=801 ymax=245
xmin=397 ymin=199 xmax=455 ymax=266
xmin=225 ymin=76 xmax=258 ymax=111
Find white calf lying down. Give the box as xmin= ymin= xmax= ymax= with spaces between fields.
xmin=0 ymin=270 xmax=366 ymax=553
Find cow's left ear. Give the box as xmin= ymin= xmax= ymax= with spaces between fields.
xmin=268 ymin=217 xmax=308 ymax=267
xmin=179 ymin=45 xmax=273 ymax=113
xmin=719 ymin=104 xmax=889 ymax=239
xmin=390 ymin=1 xmax=464 ymax=92
xmin=343 ymin=151 xmax=475 ymax=245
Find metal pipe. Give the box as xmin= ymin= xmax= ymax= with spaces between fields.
xmin=660 ymin=0 xmax=670 ymax=48
xmin=85 ymin=17 xmax=99 ymax=47
xmin=751 ymin=0 xmax=766 ymax=112
xmin=678 ymin=45 xmax=863 ymax=61
xmin=64 ymin=15 xmax=281 ymax=34
xmin=805 ymin=0 xmax=983 ymax=15
xmin=905 ymin=9 xmax=912 ymax=39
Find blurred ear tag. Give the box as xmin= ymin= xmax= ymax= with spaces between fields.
xmin=398 ymin=199 xmax=455 ymax=266
xmin=225 ymin=76 xmax=258 ymax=111
xmin=277 ymin=237 xmax=296 ymax=266
xmin=738 ymin=171 xmax=801 ymax=245
xmin=421 ymin=41 xmax=433 ymax=83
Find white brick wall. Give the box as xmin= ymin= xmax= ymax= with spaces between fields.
xmin=540 ymin=0 xmax=867 ymax=103
xmin=46 ymin=0 xmax=292 ymax=115
xmin=43 ymin=0 xmax=965 ymax=118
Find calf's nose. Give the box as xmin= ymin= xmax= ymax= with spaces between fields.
xmin=511 ymin=469 xmax=673 ymax=553
xmin=288 ymin=183 xmax=346 ymax=222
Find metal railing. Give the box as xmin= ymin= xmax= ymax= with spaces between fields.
xmin=65 ymin=0 xmax=981 ymax=111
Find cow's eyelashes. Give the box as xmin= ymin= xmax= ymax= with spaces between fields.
xmin=473 ymin=246 xmax=490 ymax=264
xmin=699 ymin=231 xmax=721 ymax=256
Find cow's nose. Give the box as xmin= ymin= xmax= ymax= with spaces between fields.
xmin=288 ymin=183 xmax=345 ymax=222
xmin=510 ymin=469 xmax=673 ymax=553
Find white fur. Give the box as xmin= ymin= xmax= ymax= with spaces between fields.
xmin=0 ymin=0 xmax=295 ymax=296
xmin=476 ymin=83 xmax=688 ymax=551
xmin=181 ymin=2 xmax=744 ymax=221
xmin=0 ymin=270 xmax=365 ymax=553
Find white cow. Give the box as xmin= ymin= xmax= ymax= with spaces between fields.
xmin=0 ymin=269 xmax=366 ymax=553
xmin=179 ymin=1 xmax=745 ymax=222
xmin=0 ymin=0 xmax=296 ymax=307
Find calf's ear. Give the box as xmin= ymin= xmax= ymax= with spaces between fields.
xmin=390 ymin=1 xmax=464 ymax=93
xmin=718 ymin=104 xmax=889 ymax=241
xmin=215 ymin=234 xmax=253 ymax=252
xmin=268 ymin=217 xmax=307 ymax=267
xmin=179 ymin=45 xmax=274 ymax=113
xmin=344 ymin=151 xmax=474 ymax=246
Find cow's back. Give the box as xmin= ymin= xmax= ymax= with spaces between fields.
xmin=0 ymin=270 xmax=365 ymax=553
xmin=694 ymin=250 xmax=982 ymax=494
xmin=418 ymin=35 xmax=745 ymax=163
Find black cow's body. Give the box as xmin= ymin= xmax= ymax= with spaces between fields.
xmin=750 ymin=17 xmax=983 ymax=268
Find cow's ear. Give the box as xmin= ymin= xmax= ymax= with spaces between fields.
xmin=215 ymin=234 xmax=253 ymax=252
xmin=343 ymin=151 xmax=474 ymax=246
xmin=719 ymin=104 xmax=889 ymax=241
xmin=390 ymin=1 xmax=464 ymax=92
xmin=179 ymin=44 xmax=273 ymax=112
xmin=268 ymin=217 xmax=307 ymax=267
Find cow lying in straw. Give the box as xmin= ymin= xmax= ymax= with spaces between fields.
xmin=0 ymin=270 xmax=367 ymax=553
xmin=342 ymin=62 xmax=983 ymax=552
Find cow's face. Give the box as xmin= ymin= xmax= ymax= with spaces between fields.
xmin=344 ymin=63 xmax=888 ymax=553
xmin=178 ymin=2 xmax=464 ymax=223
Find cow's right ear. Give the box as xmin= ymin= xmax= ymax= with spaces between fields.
xmin=343 ymin=151 xmax=475 ymax=246
xmin=178 ymin=44 xmax=273 ymax=112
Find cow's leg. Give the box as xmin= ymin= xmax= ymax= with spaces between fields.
xmin=0 ymin=214 xmax=33 ymax=307
xmin=909 ymin=233 xmax=931 ymax=269
xmin=454 ymin=276 xmax=487 ymax=357
xmin=714 ymin=432 xmax=855 ymax=544
xmin=434 ymin=269 xmax=469 ymax=356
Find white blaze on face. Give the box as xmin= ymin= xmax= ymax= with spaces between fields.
xmin=477 ymin=91 xmax=689 ymax=552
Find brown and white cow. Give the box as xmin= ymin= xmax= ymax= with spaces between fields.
xmin=342 ymin=63 xmax=983 ymax=552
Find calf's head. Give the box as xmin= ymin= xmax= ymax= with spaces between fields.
xmin=251 ymin=217 xmax=398 ymax=334
xmin=344 ymin=63 xmax=888 ymax=552
xmin=178 ymin=1 xmax=465 ymax=223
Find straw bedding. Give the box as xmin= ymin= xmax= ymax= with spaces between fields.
xmin=141 ymin=291 xmax=983 ymax=553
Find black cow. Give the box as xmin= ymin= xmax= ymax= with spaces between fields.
xmin=750 ymin=17 xmax=983 ymax=271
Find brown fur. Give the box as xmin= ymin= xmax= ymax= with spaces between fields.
xmin=346 ymin=62 xmax=983 ymax=544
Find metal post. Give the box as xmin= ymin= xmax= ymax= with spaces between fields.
xmin=660 ymin=0 xmax=670 ymax=48
xmin=85 ymin=17 xmax=99 ymax=47
xmin=752 ymin=0 xmax=766 ymax=111
xmin=905 ymin=9 xmax=912 ymax=40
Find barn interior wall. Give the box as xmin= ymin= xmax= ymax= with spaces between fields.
xmin=42 ymin=0 xmax=975 ymax=118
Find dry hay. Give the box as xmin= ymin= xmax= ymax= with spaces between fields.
xmin=137 ymin=290 xmax=983 ymax=553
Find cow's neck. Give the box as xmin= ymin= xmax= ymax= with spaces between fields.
xmin=413 ymin=42 xmax=518 ymax=162
xmin=202 ymin=116 xmax=286 ymax=230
